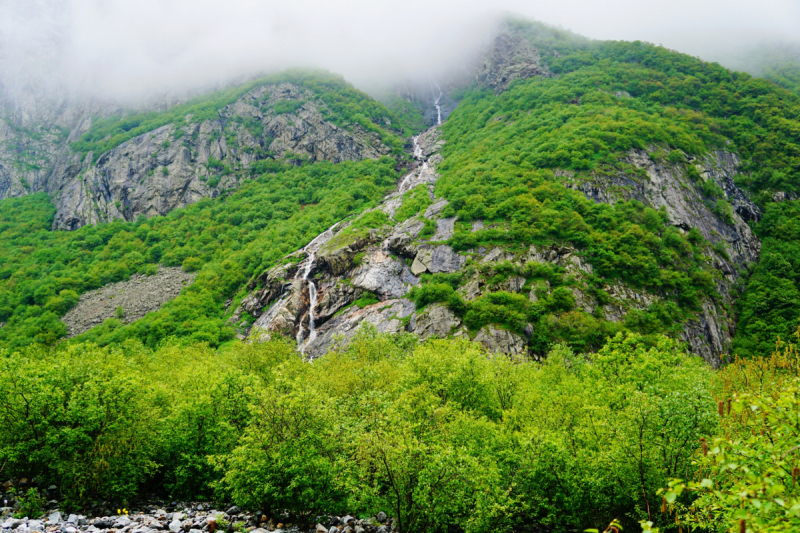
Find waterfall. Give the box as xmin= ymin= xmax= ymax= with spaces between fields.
xmin=306 ymin=280 xmax=318 ymax=347
xmin=398 ymin=135 xmax=426 ymax=193
xmin=295 ymin=253 xmax=318 ymax=352
xmin=294 ymin=221 xmax=340 ymax=352
xmin=432 ymin=80 xmax=443 ymax=125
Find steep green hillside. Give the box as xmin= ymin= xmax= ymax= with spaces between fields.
xmin=0 ymin=158 xmax=398 ymax=348
xmin=417 ymin=23 xmax=800 ymax=357
xmin=4 ymin=18 xmax=800 ymax=533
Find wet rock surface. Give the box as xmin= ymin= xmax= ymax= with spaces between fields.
xmin=61 ymin=267 xmax=196 ymax=337
xmin=474 ymin=29 xmax=548 ymax=92
xmin=229 ymin=110 xmax=760 ymax=365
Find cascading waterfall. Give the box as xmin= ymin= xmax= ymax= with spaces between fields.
xmin=432 ymin=80 xmax=443 ymax=125
xmin=398 ymin=135 xmax=426 ymax=193
xmin=294 ymin=252 xmax=319 ymax=353
xmin=294 ymin=222 xmax=339 ymax=352
xmin=294 ymin=254 xmax=315 ymax=347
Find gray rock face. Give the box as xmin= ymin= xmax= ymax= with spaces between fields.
xmin=566 ymin=148 xmax=762 ymax=361
xmin=0 ymin=82 xmax=123 ymax=208
xmin=412 ymin=304 xmax=462 ymax=339
xmin=411 ymin=245 xmax=465 ymax=275
xmin=474 ymin=31 xmax=547 ymax=92
xmin=1 ymin=81 xmax=393 ymax=231
xmin=61 ymin=267 xmax=196 ymax=337
xmin=51 ymin=84 xmax=393 ymax=230
xmin=474 ymin=326 xmax=528 ymax=356
xmin=303 ymin=298 xmax=416 ymax=358
xmin=351 ymin=250 xmax=417 ymax=300
xmin=575 ymin=149 xmax=760 ymax=268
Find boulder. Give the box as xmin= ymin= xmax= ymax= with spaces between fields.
xmin=412 ymin=304 xmax=462 ymax=339
xmin=412 ymin=245 xmax=465 ymax=274
xmin=474 ymin=326 xmax=528 ymax=356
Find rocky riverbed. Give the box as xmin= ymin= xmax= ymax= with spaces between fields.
xmin=0 ymin=505 xmax=395 ymax=533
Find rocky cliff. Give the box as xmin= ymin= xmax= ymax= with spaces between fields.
xmin=0 ymin=81 xmax=395 ymax=230
xmin=0 ymin=85 xmax=106 ymax=203
xmin=230 ymin=117 xmax=760 ymax=365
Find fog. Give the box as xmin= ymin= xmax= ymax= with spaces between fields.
xmin=1 ymin=0 xmax=799 ymax=102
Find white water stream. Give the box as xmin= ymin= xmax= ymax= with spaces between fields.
xmin=432 ymin=81 xmax=443 ymax=125
xmin=294 ymin=254 xmax=315 ymax=348
xmin=294 ymin=222 xmax=340 ymax=352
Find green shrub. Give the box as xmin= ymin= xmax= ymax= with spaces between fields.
xmin=182 ymin=256 xmax=202 ymax=272
xmin=13 ymin=488 xmax=45 ymax=519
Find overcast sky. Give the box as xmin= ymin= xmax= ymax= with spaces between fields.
xmin=1 ymin=0 xmax=799 ymax=101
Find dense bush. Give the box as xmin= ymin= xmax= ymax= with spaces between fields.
xmin=424 ymin=29 xmax=800 ymax=356
xmin=733 ymin=200 xmax=800 ymax=357
xmin=663 ymin=330 xmax=800 ymax=532
xmin=0 ymin=329 xmax=717 ymax=532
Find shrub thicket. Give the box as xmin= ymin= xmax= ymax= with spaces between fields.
xmin=0 ymin=329 xmax=716 ymax=533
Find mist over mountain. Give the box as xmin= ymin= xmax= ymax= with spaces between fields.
xmin=2 ymin=0 xmax=799 ymax=102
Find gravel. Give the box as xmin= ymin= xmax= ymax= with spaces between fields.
xmin=61 ymin=267 xmax=196 ymax=337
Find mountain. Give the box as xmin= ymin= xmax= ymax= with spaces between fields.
xmin=3 ymin=16 xmax=800 ymax=533
xmin=1 ymin=19 xmax=799 ymax=363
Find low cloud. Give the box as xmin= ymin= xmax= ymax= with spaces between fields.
xmin=1 ymin=0 xmax=798 ymax=102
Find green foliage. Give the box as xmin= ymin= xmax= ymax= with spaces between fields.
xmin=425 ymin=33 xmax=800 ymax=355
xmin=353 ymin=291 xmax=380 ymax=308
xmin=0 ymin=329 xmax=716 ymax=532
xmin=734 ymin=200 xmax=800 ymax=357
xmin=12 ymin=488 xmax=45 ymax=519
xmin=0 ymin=158 xmax=398 ymax=349
xmin=663 ymin=333 xmax=800 ymax=532
xmin=393 ymin=186 xmax=433 ymax=223
xmin=182 ymin=256 xmax=202 ymax=272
